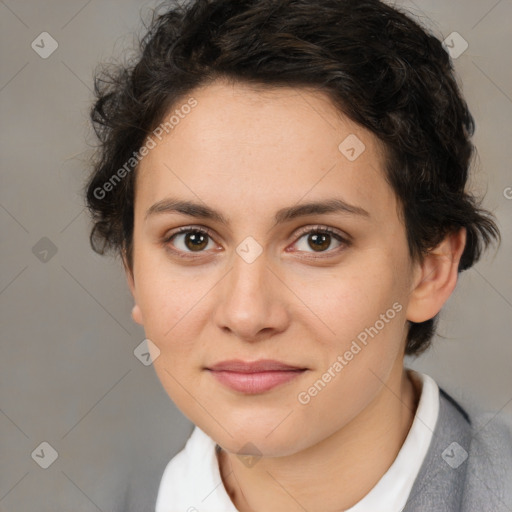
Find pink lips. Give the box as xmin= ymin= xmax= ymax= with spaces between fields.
xmin=206 ymin=359 xmax=307 ymax=394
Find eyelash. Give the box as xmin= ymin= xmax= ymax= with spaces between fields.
xmin=162 ymin=225 xmax=351 ymax=260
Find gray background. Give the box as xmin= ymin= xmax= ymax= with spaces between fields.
xmin=1 ymin=1 xmax=511 ymax=510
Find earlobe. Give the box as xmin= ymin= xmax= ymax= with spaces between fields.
xmin=406 ymin=228 xmax=467 ymax=323
xmin=131 ymin=304 xmax=144 ymax=325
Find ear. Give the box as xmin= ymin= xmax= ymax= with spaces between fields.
xmin=122 ymin=250 xmax=144 ymax=326
xmin=406 ymin=228 xmax=466 ymax=323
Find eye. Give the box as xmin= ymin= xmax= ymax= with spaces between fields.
xmin=291 ymin=226 xmax=349 ymax=257
xmin=162 ymin=225 xmax=350 ymax=259
xmin=163 ymin=227 xmax=217 ymax=255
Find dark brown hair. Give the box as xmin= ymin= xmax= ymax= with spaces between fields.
xmin=85 ymin=0 xmax=500 ymax=355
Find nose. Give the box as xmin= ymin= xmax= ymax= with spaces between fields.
xmin=212 ymin=252 xmax=290 ymax=342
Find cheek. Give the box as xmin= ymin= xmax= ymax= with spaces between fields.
xmin=303 ymin=263 xmax=400 ymax=344
xmin=133 ymin=263 xmax=216 ymax=396
xmin=305 ymin=262 xmax=409 ymax=400
xmin=294 ymin=305 xmax=407 ymax=438
xmin=133 ymin=251 xmax=201 ymax=339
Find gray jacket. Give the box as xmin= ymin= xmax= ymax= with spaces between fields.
xmin=116 ymin=388 xmax=512 ymax=511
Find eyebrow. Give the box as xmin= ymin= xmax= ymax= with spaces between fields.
xmin=145 ymin=197 xmax=370 ymax=226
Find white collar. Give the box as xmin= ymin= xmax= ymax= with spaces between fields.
xmin=345 ymin=370 xmax=439 ymax=511
xmin=156 ymin=370 xmax=439 ymax=512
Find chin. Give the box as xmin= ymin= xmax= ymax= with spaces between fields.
xmin=204 ymin=419 xmax=309 ymax=458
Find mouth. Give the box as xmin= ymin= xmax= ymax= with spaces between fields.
xmin=205 ymin=359 xmax=308 ymax=394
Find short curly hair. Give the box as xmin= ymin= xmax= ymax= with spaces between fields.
xmin=85 ymin=0 xmax=500 ymax=355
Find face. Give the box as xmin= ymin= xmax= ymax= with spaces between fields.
xmin=127 ymin=80 xmax=420 ymax=457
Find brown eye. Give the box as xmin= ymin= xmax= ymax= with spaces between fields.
xmin=307 ymin=232 xmax=332 ymax=252
xmin=165 ymin=228 xmax=215 ymax=254
xmin=183 ymin=231 xmax=209 ymax=251
xmin=292 ymin=227 xmax=348 ymax=257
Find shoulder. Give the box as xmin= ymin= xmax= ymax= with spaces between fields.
xmin=462 ymin=405 xmax=512 ymax=511
xmin=405 ymin=386 xmax=512 ymax=512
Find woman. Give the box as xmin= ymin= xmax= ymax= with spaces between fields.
xmin=85 ymin=1 xmax=512 ymax=510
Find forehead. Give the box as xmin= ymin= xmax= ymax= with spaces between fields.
xmin=135 ymin=80 xmax=397 ymax=225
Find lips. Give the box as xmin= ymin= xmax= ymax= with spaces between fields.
xmin=205 ymin=359 xmax=307 ymax=394
xmin=207 ymin=359 xmax=305 ymax=372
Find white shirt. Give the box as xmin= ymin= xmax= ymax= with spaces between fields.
xmin=156 ymin=370 xmax=439 ymax=512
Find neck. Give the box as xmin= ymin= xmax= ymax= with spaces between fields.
xmin=217 ymin=367 xmax=420 ymax=512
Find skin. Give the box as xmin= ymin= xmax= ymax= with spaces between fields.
xmin=124 ymin=79 xmax=466 ymax=511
